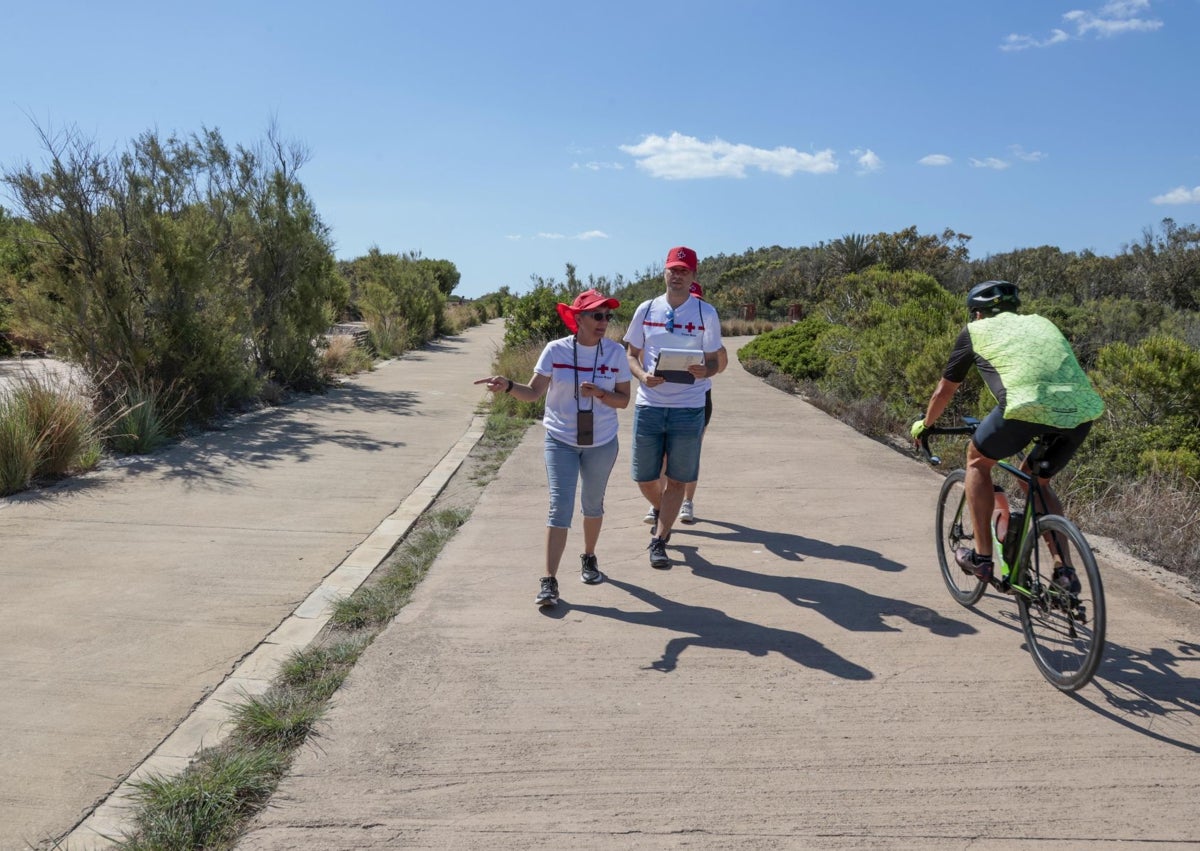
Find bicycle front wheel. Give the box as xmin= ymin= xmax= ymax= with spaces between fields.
xmin=935 ymin=469 xmax=987 ymax=607
xmin=1016 ymin=515 xmax=1106 ymax=692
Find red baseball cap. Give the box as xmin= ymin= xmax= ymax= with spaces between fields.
xmin=665 ymin=246 xmax=697 ymax=272
xmin=555 ymin=289 xmax=620 ymax=333
xmin=689 ymin=282 xmax=704 ymax=298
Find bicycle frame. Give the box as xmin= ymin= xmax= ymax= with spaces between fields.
xmin=941 ymin=444 xmax=1046 ymax=597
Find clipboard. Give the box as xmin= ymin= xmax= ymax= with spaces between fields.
xmin=653 ymin=348 xmax=704 ymax=384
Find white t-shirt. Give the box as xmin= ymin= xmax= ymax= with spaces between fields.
xmin=535 ymin=335 xmax=631 ymax=447
xmin=624 ymin=295 xmax=723 ymax=408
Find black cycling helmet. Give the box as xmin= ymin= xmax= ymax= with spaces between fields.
xmin=966 ymin=280 xmax=1020 ymax=316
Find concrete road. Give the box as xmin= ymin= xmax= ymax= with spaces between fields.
xmin=0 ymin=321 xmax=506 ymax=850
xmin=236 ymin=339 xmax=1200 ymax=849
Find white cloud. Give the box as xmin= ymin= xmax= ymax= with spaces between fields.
xmin=572 ymin=161 xmax=623 ymax=171
xmin=1151 ymin=185 xmax=1200 ymax=205
xmin=619 ymin=132 xmax=837 ymax=179
xmin=514 ymin=230 xmax=611 ymax=241
xmin=1000 ymin=28 xmax=1070 ymax=51
xmin=505 ymin=234 xmax=522 ymax=241
xmin=1000 ymin=0 xmax=1161 ymax=50
xmin=969 ymin=157 xmax=1011 ymax=170
xmin=919 ymin=154 xmax=952 ymax=167
xmin=852 ymin=148 xmax=883 ymax=174
xmin=1009 ymin=145 xmax=1047 ymax=162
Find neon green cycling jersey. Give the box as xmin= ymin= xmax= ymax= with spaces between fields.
xmin=946 ymin=312 xmax=1104 ymax=428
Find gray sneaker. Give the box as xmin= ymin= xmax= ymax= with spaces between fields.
xmin=580 ymin=553 xmax=603 ymax=584
xmin=647 ymin=536 xmax=670 ymax=569
xmin=954 ymin=547 xmax=993 ymax=582
xmin=536 ymin=575 xmax=559 ymax=606
xmin=679 ymin=500 xmax=695 ymax=524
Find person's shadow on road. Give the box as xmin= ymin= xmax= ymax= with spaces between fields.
xmin=671 ymin=543 xmax=976 ymax=638
xmin=570 ymin=577 xmax=874 ymax=679
xmin=684 ymin=518 xmax=907 ymax=572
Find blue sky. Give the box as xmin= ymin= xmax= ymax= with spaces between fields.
xmin=2 ymin=0 xmax=1197 ymax=299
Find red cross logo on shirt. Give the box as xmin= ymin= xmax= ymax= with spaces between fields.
xmin=598 ymin=363 xmax=613 ymax=375
xmin=684 ymin=321 xmax=696 ymax=333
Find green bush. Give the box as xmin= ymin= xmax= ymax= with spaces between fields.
xmin=504 ymin=284 xmax=569 ymax=349
xmin=1092 ymin=334 xmax=1200 ymax=430
xmin=3 ymin=125 xmax=344 ymax=424
xmin=738 ymin=316 xmax=832 ymax=381
xmin=342 ymin=249 xmax=448 ymax=354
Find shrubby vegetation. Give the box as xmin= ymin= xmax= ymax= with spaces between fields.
xmin=0 ymin=121 xmax=495 ymax=495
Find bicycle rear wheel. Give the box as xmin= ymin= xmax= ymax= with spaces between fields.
xmin=1016 ymin=515 xmax=1106 ymax=691
xmin=935 ymin=469 xmax=987 ymax=606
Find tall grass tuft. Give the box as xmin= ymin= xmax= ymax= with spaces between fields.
xmin=0 ymin=371 xmax=101 ymax=495
xmin=121 ymin=746 xmax=289 ymax=851
xmin=228 ymin=689 xmax=327 ymax=750
xmin=11 ymin=372 xmax=100 ymax=478
xmin=108 ymin=380 xmax=179 ymax=455
xmin=365 ymin=314 xmax=409 ymax=358
xmin=0 ymin=396 xmax=38 ymax=496
xmin=319 ymin=334 xmax=374 ymax=379
xmin=278 ymin=638 xmax=369 ymax=701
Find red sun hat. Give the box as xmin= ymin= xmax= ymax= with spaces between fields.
xmin=555 ymin=289 xmax=620 ymax=333
xmin=689 ymin=282 xmax=704 ymax=298
xmin=665 ymin=246 xmax=697 ymax=272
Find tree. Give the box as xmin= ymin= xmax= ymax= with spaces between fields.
xmin=2 ymin=122 xmax=343 ymax=418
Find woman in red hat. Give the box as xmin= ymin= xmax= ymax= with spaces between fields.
xmin=475 ymin=289 xmax=631 ymax=607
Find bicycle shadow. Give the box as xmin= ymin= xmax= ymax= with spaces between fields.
xmin=568 ymin=577 xmax=874 ymax=680
xmin=672 ymin=543 xmax=976 ymax=638
xmin=1072 ymin=639 xmax=1200 ymax=753
xmin=938 ymin=591 xmax=1200 ymax=752
xmin=682 ymin=518 xmax=907 ymax=572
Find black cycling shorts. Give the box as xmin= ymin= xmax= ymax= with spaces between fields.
xmin=972 ymin=406 xmax=1094 ymax=478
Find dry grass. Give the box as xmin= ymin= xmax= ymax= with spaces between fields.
xmin=443 ymin=301 xmax=482 ymax=334
xmin=0 ymin=370 xmax=100 ymax=494
xmin=722 ymin=318 xmax=787 ymax=337
xmin=1066 ymin=471 xmax=1200 ymax=584
xmin=319 ymin=335 xmax=374 ymax=378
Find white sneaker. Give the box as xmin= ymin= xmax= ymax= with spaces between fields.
xmin=679 ymin=500 xmax=695 ymax=524
xmin=643 ymin=507 xmax=659 ymax=525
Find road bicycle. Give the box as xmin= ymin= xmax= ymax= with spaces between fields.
xmin=919 ymin=418 xmax=1106 ymax=691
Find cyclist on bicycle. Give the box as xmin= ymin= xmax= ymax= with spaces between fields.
xmin=911 ymin=280 xmax=1105 ymax=589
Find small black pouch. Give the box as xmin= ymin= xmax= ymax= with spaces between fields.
xmin=577 ymin=409 xmax=594 ymax=446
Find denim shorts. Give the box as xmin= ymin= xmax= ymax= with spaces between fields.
xmin=544 ymin=433 xmax=619 ymax=528
xmin=631 ymin=405 xmax=706 ymax=484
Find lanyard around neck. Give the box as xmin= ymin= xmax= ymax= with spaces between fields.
xmin=573 ymin=335 xmax=600 ymax=411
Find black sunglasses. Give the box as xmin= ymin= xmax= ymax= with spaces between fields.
xmin=585 ymin=311 xmax=615 ymax=321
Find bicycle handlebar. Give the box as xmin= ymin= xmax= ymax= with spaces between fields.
xmin=917 ymin=421 xmax=979 ymax=466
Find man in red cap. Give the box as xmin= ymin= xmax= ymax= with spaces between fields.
xmin=623 ymin=247 xmax=724 ymax=569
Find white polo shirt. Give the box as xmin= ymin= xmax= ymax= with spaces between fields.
xmin=624 ymin=295 xmax=723 ymax=409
